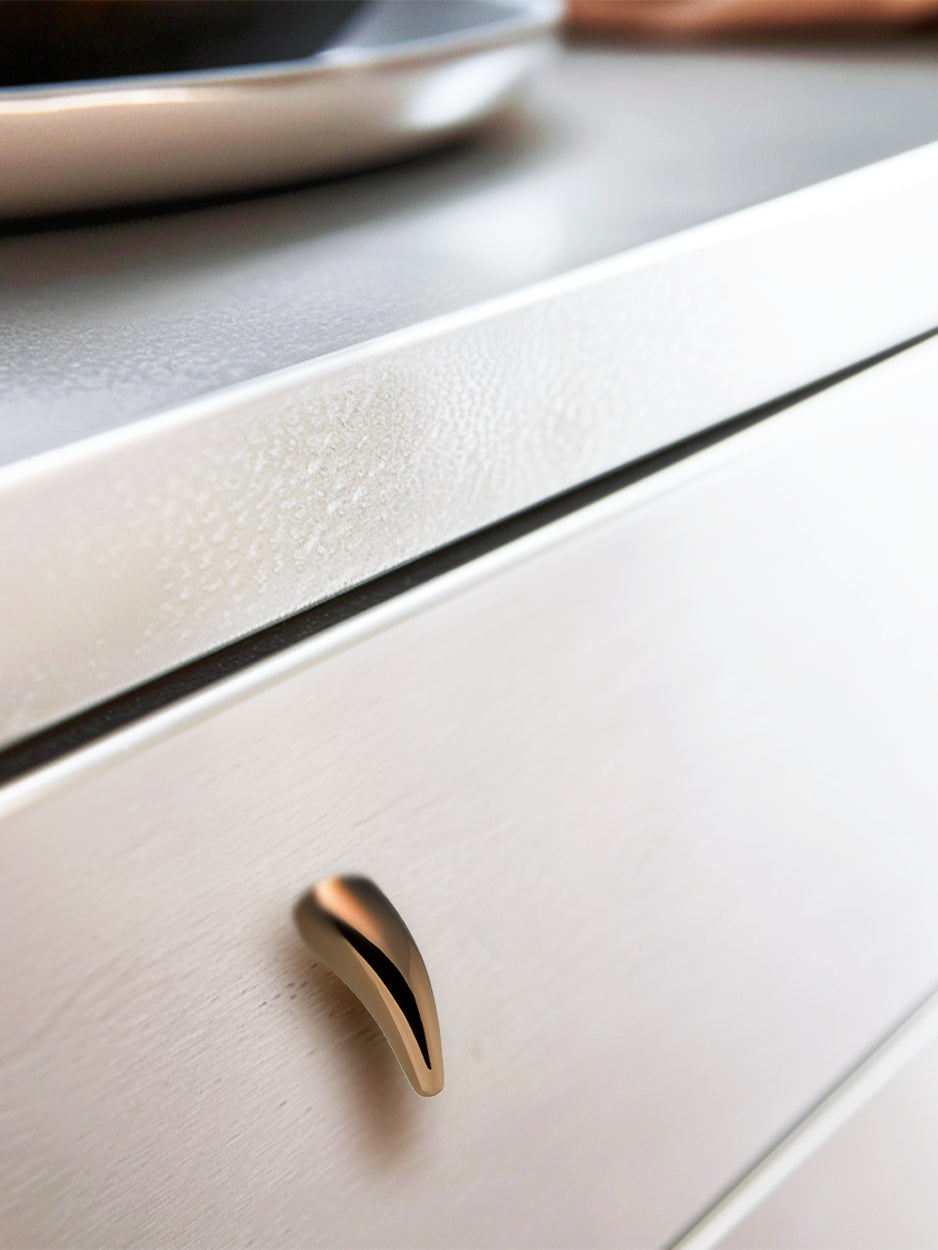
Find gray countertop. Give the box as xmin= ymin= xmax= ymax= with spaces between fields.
xmin=3 ymin=38 xmax=938 ymax=466
xmin=4 ymin=38 xmax=938 ymax=749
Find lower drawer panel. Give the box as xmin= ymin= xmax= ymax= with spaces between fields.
xmin=3 ymin=343 xmax=938 ymax=1248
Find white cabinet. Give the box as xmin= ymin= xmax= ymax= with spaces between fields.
xmin=720 ymin=1024 xmax=938 ymax=1250
xmin=3 ymin=340 xmax=938 ymax=1248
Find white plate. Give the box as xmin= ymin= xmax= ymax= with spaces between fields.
xmin=0 ymin=0 xmax=560 ymax=217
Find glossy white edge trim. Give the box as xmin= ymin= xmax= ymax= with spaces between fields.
xmin=669 ymin=985 xmax=938 ymax=1250
xmin=0 ymin=336 xmax=922 ymax=819
xmin=3 ymin=135 xmax=936 ymax=489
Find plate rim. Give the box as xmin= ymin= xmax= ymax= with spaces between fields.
xmin=0 ymin=0 xmax=562 ymax=104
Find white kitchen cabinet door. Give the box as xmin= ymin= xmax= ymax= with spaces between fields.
xmin=3 ymin=339 xmax=938 ymax=1249
xmin=719 ymin=1020 xmax=938 ymax=1250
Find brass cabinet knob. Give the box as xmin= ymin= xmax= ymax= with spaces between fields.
xmin=294 ymin=876 xmax=444 ymax=1097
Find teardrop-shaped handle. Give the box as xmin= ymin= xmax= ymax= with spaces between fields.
xmin=293 ymin=876 xmax=444 ymax=1097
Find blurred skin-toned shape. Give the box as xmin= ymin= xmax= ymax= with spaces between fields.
xmin=568 ymin=0 xmax=938 ymax=37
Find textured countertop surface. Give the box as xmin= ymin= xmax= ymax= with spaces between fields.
xmin=3 ymin=37 xmax=938 ymax=466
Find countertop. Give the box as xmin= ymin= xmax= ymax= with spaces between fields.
xmin=4 ymin=38 xmax=938 ymax=465
xmin=3 ymin=38 xmax=938 ymax=749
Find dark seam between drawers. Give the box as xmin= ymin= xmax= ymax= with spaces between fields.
xmin=2 ymin=324 xmax=936 ymax=787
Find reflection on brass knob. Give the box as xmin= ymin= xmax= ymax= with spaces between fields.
xmin=293 ymin=876 xmax=444 ymax=1097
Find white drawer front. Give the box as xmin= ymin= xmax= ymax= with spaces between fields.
xmin=719 ymin=1015 xmax=938 ymax=1250
xmin=3 ymin=342 xmax=938 ymax=1249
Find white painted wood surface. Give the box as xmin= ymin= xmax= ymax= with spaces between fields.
xmin=720 ymin=1013 xmax=938 ymax=1250
xmin=672 ymin=980 xmax=938 ymax=1250
xmin=3 ymin=340 xmax=938 ymax=1248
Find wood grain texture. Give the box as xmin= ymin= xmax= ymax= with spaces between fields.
xmin=3 ymin=341 xmax=938 ymax=1248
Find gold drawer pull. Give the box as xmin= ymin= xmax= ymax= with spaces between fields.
xmin=294 ymin=876 xmax=444 ymax=1097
